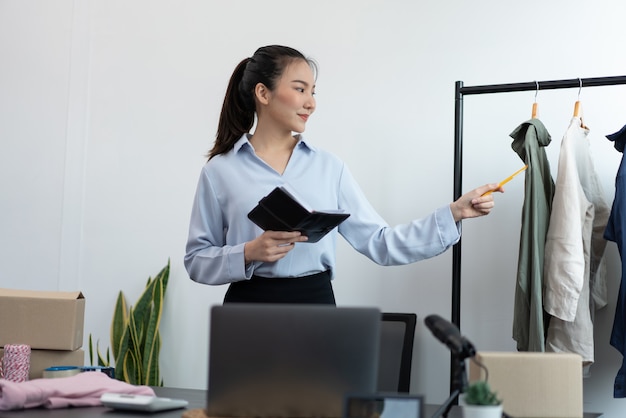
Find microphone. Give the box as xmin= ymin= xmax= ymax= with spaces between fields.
xmin=424 ymin=314 xmax=476 ymax=359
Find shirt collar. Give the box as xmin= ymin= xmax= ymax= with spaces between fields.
xmin=607 ymin=124 xmax=626 ymax=153
xmin=233 ymin=134 xmax=252 ymax=153
xmin=233 ymin=133 xmax=318 ymax=153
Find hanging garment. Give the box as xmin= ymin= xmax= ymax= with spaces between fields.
xmin=510 ymin=119 xmax=555 ymax=352
xmin=544 ymin=117 xmax=610 ymax=372
xmin=604 ymin=123 xmax=626 ymax=398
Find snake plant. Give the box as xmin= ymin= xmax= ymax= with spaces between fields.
xmin=89 ymin=260 xmax=170 ymax=386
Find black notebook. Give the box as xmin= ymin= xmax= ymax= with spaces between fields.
xmin=248 ymin=186 xmax=350 ymax=243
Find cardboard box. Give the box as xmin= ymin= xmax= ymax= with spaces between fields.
xmin=469 ymin=351 xmax=583 ymax=418
xmin=0 ymin=288 xmax=85 ymax=350
xmin=0 ymin=348 xmax=84 ymax=380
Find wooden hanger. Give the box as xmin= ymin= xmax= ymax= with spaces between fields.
xmin=573 ymin=78 xmax=587 ymax=128
xmin=531 ymin=81 xmax=539 ymax=119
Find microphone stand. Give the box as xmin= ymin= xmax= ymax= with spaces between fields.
xmin=431 ymin=354 xmax=467 ymax=418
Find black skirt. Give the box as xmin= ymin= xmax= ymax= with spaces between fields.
xmin=223 ymin=270 xmax=335 ymax=305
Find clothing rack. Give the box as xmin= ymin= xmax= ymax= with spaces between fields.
xmin=450 ymin=75 xmax=626 ymax=396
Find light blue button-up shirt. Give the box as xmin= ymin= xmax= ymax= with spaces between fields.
xmin=184 ymin=134 xmax=460 ymax=285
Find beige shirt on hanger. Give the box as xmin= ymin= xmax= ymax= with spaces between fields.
xmin=544 ymin=116 xmax=610 ymax=369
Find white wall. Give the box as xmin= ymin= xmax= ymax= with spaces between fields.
xmin=2 ymin=0 xmax=626 ymax=416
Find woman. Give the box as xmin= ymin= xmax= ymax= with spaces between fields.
xmin=184 ymin=45 xmax=502 ymax=305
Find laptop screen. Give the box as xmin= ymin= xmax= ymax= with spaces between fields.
xmin=207 ymin=304 xmax=381 ymax=418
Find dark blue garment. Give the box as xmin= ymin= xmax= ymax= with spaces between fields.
xmin=604 ymin=125 xmax=626 ymax=398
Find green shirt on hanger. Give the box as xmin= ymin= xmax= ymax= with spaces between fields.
xmin=510 ymin=118 xmax=555 ymax=352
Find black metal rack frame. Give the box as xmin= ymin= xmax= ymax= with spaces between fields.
xmin=449 ymin=75 xmax=626 ymax=396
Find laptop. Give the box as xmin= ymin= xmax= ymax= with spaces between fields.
xmin=207 ymin=304 xmax=381 ymax=418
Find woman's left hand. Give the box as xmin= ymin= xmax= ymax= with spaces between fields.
xmin=449 ymin=183 xmax=504 ymax=222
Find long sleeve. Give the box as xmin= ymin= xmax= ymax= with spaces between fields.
xmin=337 ymin=165 xmax=460 ymax=266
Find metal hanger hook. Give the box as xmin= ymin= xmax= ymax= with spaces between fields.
xmin=534 ymin=81 xmax=539 ymax=102
xmin=578 ymin=78 xmax=582 ymax=100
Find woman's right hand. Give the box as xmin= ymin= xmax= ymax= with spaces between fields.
xmin=244 ymin=231 xmax=308 ymax=263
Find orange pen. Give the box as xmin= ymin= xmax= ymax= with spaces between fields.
xmin=482 ymin=165 xmax=528 ymax=196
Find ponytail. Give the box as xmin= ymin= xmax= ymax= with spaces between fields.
xmin=208 ymin=58 xmax=255 ymax=159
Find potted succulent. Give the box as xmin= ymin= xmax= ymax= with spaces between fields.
xmin=461 ymin=380 xmax=503 ymax=418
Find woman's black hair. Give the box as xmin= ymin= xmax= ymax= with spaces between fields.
xmin=208 ymin=45 xmax=317 ymax=159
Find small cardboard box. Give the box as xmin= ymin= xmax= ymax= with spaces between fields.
xmin=0 ymin=288 xmax=85 ymax=350
xmin=469 ymin=351 xmax=583 ymax=418
xmin=0 ymin=348 xmax=85 ymax=380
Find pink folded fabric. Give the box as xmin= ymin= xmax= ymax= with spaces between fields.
xmin=0 ymin=371 xmax=156 ymax=410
